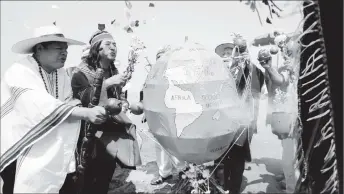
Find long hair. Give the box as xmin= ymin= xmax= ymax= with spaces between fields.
xmin=85 ymin=31 xmax=120 ymax=98
xmin=85 ymin=37 xmax=118 ymax=76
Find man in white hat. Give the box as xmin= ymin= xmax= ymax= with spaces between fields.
xmin=214 ymin=35 xmax=265 ymax=194
xmin=0 ymin=25 xmax=108 ymax=193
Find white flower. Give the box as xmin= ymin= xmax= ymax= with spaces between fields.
xmin=202 ymin=169 xmax=210 ymax=178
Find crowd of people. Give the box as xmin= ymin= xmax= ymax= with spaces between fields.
xmin=0 ymin=24 xmax=300 ymax=194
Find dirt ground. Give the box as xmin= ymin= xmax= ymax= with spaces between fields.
xmin=108 ymin=98 xmax=286 ymax=193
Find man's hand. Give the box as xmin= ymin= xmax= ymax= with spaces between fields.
xmin=104 ymin=74 xmax=127 ymax=88
xmin=85 ymin=106 xmax=107 ymax=124
xmin=141 ymin=113 xmax=147 ymax=123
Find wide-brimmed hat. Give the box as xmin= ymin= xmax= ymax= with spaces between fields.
xmin=214 ymin=42 xmax=235 ymax=58
xmin=12 ymin=25 xmax=85 ymax=54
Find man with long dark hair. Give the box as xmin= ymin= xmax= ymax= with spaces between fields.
xmin=61 ymin=29 xmax=141 ymax=194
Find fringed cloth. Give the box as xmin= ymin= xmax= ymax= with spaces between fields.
xmin=295 ymin=1 xmax=339 ymax=193
xmin=0 ymin=56 xmax=81 ymax=193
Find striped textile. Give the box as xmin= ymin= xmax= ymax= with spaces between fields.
xmin=1 ymin=56 xmax=80 ymax=193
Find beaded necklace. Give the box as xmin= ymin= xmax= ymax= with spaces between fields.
xmin=33 ymin=55 xmax=59 ymax=99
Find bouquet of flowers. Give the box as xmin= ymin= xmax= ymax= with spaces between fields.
xmin=124 ymin=36 xmax=147 ymax=82
xmin=176 ymin=163 xmax=229 ymax=194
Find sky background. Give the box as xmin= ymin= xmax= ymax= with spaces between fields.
xmin=1 ymin=1 xmax=303 ymax=76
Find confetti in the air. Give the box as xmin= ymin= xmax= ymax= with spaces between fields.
xmin=98 ymin=24 xmax=106 ymax=31
xmin=266 ymin=17 xmax=272 ymax=24
xmin=124 ymin=25 xmax=133 ymax=33
xmin=130 ymin=20 xmax=140 ymax=28
xmin=135 ymin=20 xmax=139 ymax=27
xmin=110 ymin=19 xmax=120 ymax=27
xmin=125 ymin=0 xmax=133 ymax=9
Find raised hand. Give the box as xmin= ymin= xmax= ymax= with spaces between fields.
xmin=105 ymin=74 xmax=127 ymax=87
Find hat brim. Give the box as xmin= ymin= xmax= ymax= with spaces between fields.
xmin=12 ymin=36 xmax=86 ymax=54
xmin=215 ymin=43 xmax=235 ymax=58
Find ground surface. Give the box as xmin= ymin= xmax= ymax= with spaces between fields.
xmin=108 ymin=98 xmax=286 ymax=193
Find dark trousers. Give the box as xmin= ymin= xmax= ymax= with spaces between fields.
xmin=223 ymin=145 xmax=246 ymax=194
xmin=215 ymin=140 xmax=250 ymax=194
xmin=60 ymin=138 xmax=117 ymax=194
xmin=0 ymin=160 xmax=16 ymax=194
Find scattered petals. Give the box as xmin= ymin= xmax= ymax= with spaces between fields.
xmin=201 ymin=169 xmax=210 ymax=178
xmin=250 ymin=2 xmax=256 ymax=11
xmin=135 ymin=20 xmax=139 ymax=27
xmin=124 ymin=25 xmax=133 ymax=33
xmin=98 ymin=24 xmax=105 ymax=31
xmin=125 ymin=0 xmax=132 ymax=9
xmin=266 ymin=17 xmax=272 ymax=24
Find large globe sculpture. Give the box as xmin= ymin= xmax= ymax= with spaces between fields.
xmin=142 ymin=42 xmax=253 ymax=164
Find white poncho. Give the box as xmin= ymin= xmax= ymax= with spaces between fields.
xmin=1 ymin=56 xmax=80 ymax=193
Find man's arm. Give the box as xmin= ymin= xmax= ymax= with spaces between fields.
xmin=69 ymin=107 xmax=92 ymax=121
xmin=263 ymin=65 xmax=287 ymax=86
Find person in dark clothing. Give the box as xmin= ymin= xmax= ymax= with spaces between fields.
xmin=214 ymin=35 xmax=265 ymax=194
xmin=60 ymin=29 xmax=141 ymax=194
xmin=0 ymin=161 xmax=16 ymax=194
